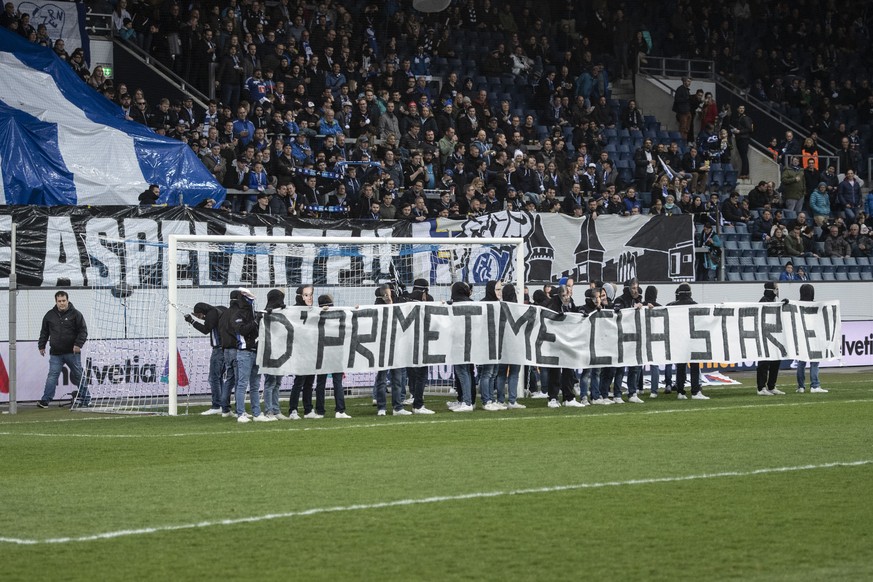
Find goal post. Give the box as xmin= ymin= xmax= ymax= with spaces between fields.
xmin=166 ymin=234 xmax=526 ymax=416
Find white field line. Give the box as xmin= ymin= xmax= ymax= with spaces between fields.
xmin=1 ymin=459 xmax=870 ymax=546
xmin=0 ymin=398 xmax=871 ymax=439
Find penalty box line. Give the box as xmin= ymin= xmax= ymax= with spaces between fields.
xmin=1 ymin=398 xmax=872 ymax=439
xmin=1 ymin=459 xmax=870 ymax=546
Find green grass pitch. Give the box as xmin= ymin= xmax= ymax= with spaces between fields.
xmin=1 ymin=370 xmax=871 ymax=581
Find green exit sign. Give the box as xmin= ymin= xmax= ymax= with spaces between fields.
xmin=100 ymin=64 xmax=113 ymax=78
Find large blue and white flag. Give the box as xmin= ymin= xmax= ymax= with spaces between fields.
xmin=0 ymin=27 xmax=225 ymax=206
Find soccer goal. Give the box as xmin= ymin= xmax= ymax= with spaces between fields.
xmin=75 ymin=234 xmax=525 ymax=415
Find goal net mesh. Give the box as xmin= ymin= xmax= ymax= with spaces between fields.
xmin=74 ymin=236 xmax=521 ymax=415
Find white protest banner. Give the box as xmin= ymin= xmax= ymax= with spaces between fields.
xmin=15 ymin=1 xmax=89 ymax=53
xmin=258 ymin=301 xmax=842 ymax=376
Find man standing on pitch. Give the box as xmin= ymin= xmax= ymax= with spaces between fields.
xmin=186 ymin=302 xmax=226 ymax=415
xmin=667 ymin=284 xmax=709 ymax=400
xmin=37 ymin=291 xmax=88 ymax=408
xmin=757 ymin=282 xmax=785 ymax=396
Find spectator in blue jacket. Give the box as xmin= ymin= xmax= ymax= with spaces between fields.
xmin=231 ymin=106 xmax=255 ymax=146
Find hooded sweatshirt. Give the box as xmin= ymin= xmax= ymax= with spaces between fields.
xmin=191 ymin=302 xmax=226 ymax=347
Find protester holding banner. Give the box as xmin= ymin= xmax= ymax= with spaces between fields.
xmin=796 ymin=284 xmax=829 ymax=395
xmin=373 ymin=284 xmax=411 ymax=416
xmin=315 ymin=295 xmax=352 ymax=419
xmin=261 ymin=289 xmax=288 ymax=420
xmin=480 ymin=281 xmax=504 ymax=411
xmin=186 ymin=301 xmax=226 ymax=416
xmin=643 ymin=286 xmax=671 ymax=398
xmin=545 ymin=286 xmax=586 ymax=410
xmin=496 ymin=284 xmax=526 ymax=410
xmin=288 ymin=285 xmax=318 ymax=420
xmin=613 ymin=279 xmax=646 ymax=404
xmin=231 ymin=288 xmax=272 ymax=423
xmin=448 ymin=282 xmax=476 ymax=412
xmin=406 ymin=279 xmax=437 ymax=415
xmin=756 ymin=282 xmax=786 ymax=396
xmin=37 ymin=291 xmax=89 ymax=408
xmin=579 ymin=288 xmax=612 ymax=406
xmin=667 ymin=284 xmax=709 ymax=400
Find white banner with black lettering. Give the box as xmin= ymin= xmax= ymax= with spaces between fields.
xmin=258 ymin=301 xmax=842 ymax=375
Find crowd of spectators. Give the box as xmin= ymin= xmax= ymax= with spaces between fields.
xmin=3 ymin=0 xmax=873 ymax=253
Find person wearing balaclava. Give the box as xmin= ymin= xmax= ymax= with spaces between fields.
xmin=260 ymin=289 xmax=287 ymax=419
xmin=612 ymin=278 xmax=646 ymax=404
xmin=642 ymin=285 xmax=673 ymax=398
xmin=314 ymin=294 xmax=353 ymax=419
xmin=448 ymin=281 xmax=476 ymax=412
xmin=217 ymin=289 xmax=242 ymax=417
xmin=756 ymin=282 xmax=785 ymax=396
xmin=544 ymin=285 xmax=586 ymax=409
xmin=495 ymin=283 xmax=527 ymax=410
xmin=480 ymin=280 xmax=504 ymax=411
xmin=186 ymin=300 xmax=227 ymax=416
xmin=667 ymin=283 xmax=709 ymax=400
xmin=796 ymin=284 xmax=829 ymax=394
xmin=288 ymin=285 xmax=317 ymax=420
xmin=232 ymin=288 xmax=271 ymax=423
xmin=406 ymin=279 xmax=437 ymax=415
xmin=579 ymin=287 xmax=611 ymax=406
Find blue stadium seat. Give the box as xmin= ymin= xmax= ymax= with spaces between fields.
xmin=603 ymin=128 xmax=618 ymax=139
xmin=726 ymin=270 xmax=740 ymax=281
xmin=605 ymin=143 xmax=618 ymax=153
xmin=848 ymin=271 xmax=862 ymax=280
xmin=618 ymin=129 xmax=631 ymax=139
xmin=669 ymin=131 xmax=684 ymax=141
xmin=734 ymin=222 xmax=748 ymax=234
xmin=809 ymin=271 xmax=823 ymax=281
xmin=766 ymin=257 xmax=782 ymax=267
xmin=722 ymin=224 xmax=736 ymax=234
xmin=835 ymin=271 xmax=849 ymax=280
xmin=753 ymin=256 xmax=768 ymax=268
xmin=741 ymin=272 xmax=757 ymax=281
xmin=821 ymin=271 xmax=836 ymax=281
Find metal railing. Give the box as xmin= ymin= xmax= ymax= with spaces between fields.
xmin=85 ymin=12 xmax=112 ymax=37
xmin=638 ymin=56 xmax=715 ymax=80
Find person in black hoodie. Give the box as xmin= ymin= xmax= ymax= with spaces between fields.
xmin=448 ymin=281 xmax=476 ymax=412
xmin=218 ymin=290 xmax=242 ymax=417
xmin=756 ymin=282 xmax=785 ymax=396
xmin=643 ymin=285 xmax=671 ymax=398
xmin=186 ymin=301 xmax=227 ymax=415
xmin=288 ymin=285 xmax=317 ymax=419
xmin=496 ymin=283 xmax=526 ymax=409
xmin=231 ymin=288 xmax=271 ymax=423
xmin=667 ymin=283 xmax=709 ymax=400
xmin=315 ymin=294 xmax=352 ymax=418
xmin=37 ymin=291 xmax=89 ymax=408
xmin=480 ymin=280 xmax=504 ymax=411
xmin=545 ymin=285 xmax=585 ymax=409
xmin=796 ymin=284 xmax=829 ymax=394
xmin=261 ymin=289 xmax=287 ymax=419
xmin=579 ymin=287 xmax=612 ymax=406
xmin=612 ymin=278 xmax=645 ymax=404
xmin=405 ymin=279 xmax=437 ymax=415
xmin=373 ymin=284 xmax=411 ymax=416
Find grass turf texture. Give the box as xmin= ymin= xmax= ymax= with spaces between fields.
xmin=1 ymin=372 xmax=872 ymax=581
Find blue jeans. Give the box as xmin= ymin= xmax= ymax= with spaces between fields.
xmin=394 ymin=367 xmax=408 ymax=400
xmin=262 ymin=374 xmax=282 ymax=415
xmin=375 ymin=369 xmax=403 ymax=411
xmin=625 ymin=366 xmax=641 ymax=396
xmin=796 ymin=361 xmax=820 ymax=389
xmin=539 ymin=368 xmax=549 ymax=393
xmin=580 ymin=368 xmax=602 ymax=400
xmin=498 ymin=364 xmax=520 ymax=404
xmin=42 ymin=352 xmax=85 ymax=404
xmin=316 ymin=373 xmax=346 ymax=413
xmin=208 ymin=346 xmax=225 ymax=409
xmin=222 ymin=348 xmax=238 ymax=413
xmin=234 ymin=350 xmax=261 ymax=417
xmin=453 ymin=364 xmax=473 ymax=405
xmin=478 ymin=364 xmax=498 ymax=403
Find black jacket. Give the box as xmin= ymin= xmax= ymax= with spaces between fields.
xmin=38 ymin=303 xmax=87 ymax=355
xmin=191 ymin=303 xmax=225 ymax=348
xmin=231 ymin=295 xmax=260 ymax=352
xmin=667 ymin=295 xmax=697 ymax=306
xmin=613 ymin=289 xmax=642 ymax=310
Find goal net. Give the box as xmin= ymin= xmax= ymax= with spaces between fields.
xmin=75 ymin=234 xmax=524 ymax=415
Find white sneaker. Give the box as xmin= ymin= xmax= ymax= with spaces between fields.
xmin=579 ymin=396 xmax=589 ymax=406
xmin=758 ymin=389 xmax=774 ymax=396
xmin=530 ymin=391 xmax=549 ymax=399
xmin=649 ymin=392 xmax=658 ymax=398
xmin=377 ymin=409 xmax=386 ymax=416
xmin=452 ymin=403 xmax=474 ymax=412
xmin=237 ymin=415 xmax=251 ymax=424
xmin=628 ymin=394 xmax=645 ymax=404
xmin=304 ymin=411 xmax=324 ymax=419
xmin=413 ymin=407 xmax=435 ymax=414
xmin=677 ymin=393 xmax=688 ymax=400
xmin=264 ymin=413 xmax=276 ymax=420
xmin=335 ymin=412 xmax=352 ymax=419
xmin=244 ymin=413 xmax=253 ymax=419
xmin=402 ymin=397 xmax=414 ymax=406
xmin=201 ymin=407 xmax=222 ymax=416
xmin=563 ymin=399 xmax=585 ymax=408
xmin=691 ymin=392 xmax=710 ymax=400
xmin=446 ymin=401 xmax=461 ymax=410
xmin=547 ymin=399 xmax=561 ymax=409
xmin=810 ymin=387 xmax=829 ymax=393
xmin=611 ymin=396 xmax=624 ymax=404
xmin=796 ymin=387 xmax=805 ymax=393
xmin=273 ymin=412 xmax=288 ymax=420
xmin=507 ymin=402 xmax=527 ymax=409
xmin=495 ymin=402 xmax=508 ymax=410
xmin=771 ymin=388 xmax=786 ymax=395
xmin=372 ymin=399 xmax=377 ymax=405
xmin=483 ymin=402 xmax=501 ymax=411
xmin=288 ymin=410 xmax=300 ymax=420
xmin=253 ymin=414 xmax=274 ymax=422
xmin=221 ymin=411 xmax=234 ymax=418
xmin=392 ymin=408 xmax=412 ymax=416
xmin=591 ymin=398 xmax=610 ymax=405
